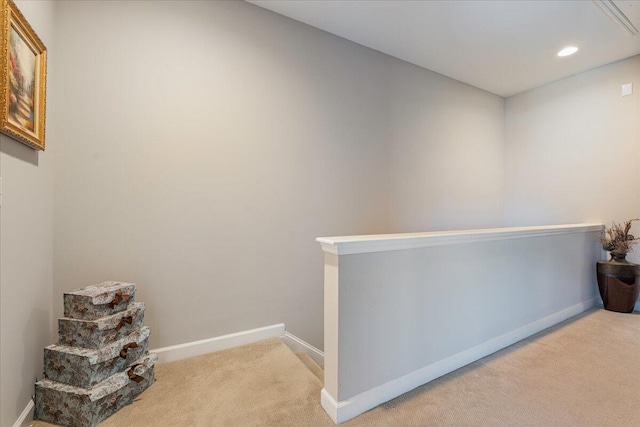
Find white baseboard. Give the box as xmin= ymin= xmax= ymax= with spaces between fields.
xmin=635 ymin=300 xmax=640 ymax=312
xmin=321 ymin=388 xmax=339 ymax=424
xmin=323 ymin=297 xmax=598 ymax=424
xmin=281 ymin=331 xmax=324 ymax=367
xmin=13 ymin=399 xmax=34 ymax=427
xmin=151 ymin=323 xmax=285 ymax=364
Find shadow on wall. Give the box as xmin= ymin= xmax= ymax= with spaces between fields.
xmin=0 ymin=135 xmax=40 ymax=166
xmin=20 ymin=307 xmax=49 ymax=415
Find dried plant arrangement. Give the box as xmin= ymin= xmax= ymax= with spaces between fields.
xmin=601 ymin=219 xmax=640 ymax=258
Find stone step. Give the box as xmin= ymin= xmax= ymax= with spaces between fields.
xmin=44 ymin=327 xmax=150 ymax=388
xmin=35 ymin=353 xmax=157 ymax=427
xmin=58 ymin=302 xmax=145 ymax=349
xmin=64 ymin=281 xmax=136 ymax=320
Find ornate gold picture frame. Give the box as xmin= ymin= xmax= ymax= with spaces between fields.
xmin=0 ymin=0 xmax=47 ymax=150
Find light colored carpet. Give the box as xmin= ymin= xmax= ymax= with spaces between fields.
xmin=103 ymin=338 xmax=331 ymax=426
xmin=33 ymin=308 xmax=640 ymax=426
xmin=345 ymin=308 xmax=640 ymax=426
xmin=296 ymin=353 xmax=324 ymax=383
xmin=33 ymin=338 xmax=332 ymax=427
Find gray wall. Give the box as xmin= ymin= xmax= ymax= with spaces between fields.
xmin=505 ymin=55 xmax=640 ymax=261
xmin=334 ymin=229 xmax=600 ymax=401
xmin=0 ymin=1 xmax=56 ymax=425
xmin=52 ymin=0 xmax=505 ymax=351
xmin=2 ymin=1 xmax=634 ymax=423
xmin=389 ymin=62 xmax=505 ymax=232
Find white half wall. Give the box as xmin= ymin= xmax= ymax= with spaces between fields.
xmin=319 ymin=224 xmax=602 ymax=423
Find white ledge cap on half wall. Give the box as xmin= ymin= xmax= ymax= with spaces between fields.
xmin=316 ymin=223 xmax=604 ymax=255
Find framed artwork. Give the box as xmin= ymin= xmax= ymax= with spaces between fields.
xmin=0 ymin=0 xmax=47 ymax=150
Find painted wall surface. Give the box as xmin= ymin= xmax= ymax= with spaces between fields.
xmin=0 ymin=3 xmax=631 ymax=424
xmin=52 ymin=0 xmax=505 ymax=351
xmin=334 ymin=229 xmax=600 ymax=401
xmin=389 ymin=62 xmax=505 ymax=232
xmin=505 ymin=55 xmax=640 ymax=261
xmin=0 ymin=1 xmax=55 ymax=425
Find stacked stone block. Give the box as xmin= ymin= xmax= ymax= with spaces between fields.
xmin=35 ymin=282 xmax=157 ymax=427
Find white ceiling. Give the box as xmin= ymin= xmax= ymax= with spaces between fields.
xmin=249 ymin=0 xmax=640 ymax=97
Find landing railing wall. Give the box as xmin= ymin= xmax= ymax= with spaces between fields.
xmin=317 ymin=223 xmax=603 ymax=424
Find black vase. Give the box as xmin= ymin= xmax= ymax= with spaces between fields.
xmin=597 ymin=257 xmax=640 ymax=313
xmin=610 ymin=252 xmax=628 ymax=263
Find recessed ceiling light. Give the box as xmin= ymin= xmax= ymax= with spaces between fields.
xmin=557 ymin=46 xmax=578 ymax=57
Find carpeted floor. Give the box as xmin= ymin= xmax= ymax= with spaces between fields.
xmin=33 ymin=308 xmax=640 ymax=426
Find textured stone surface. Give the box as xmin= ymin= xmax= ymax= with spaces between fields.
xmin=63 ymin=282 xmax=136 ymax=320
xmin=58 ymin=302 xmax=145 ymax=349
xmin=44 ymin=327 xmax=150 ymax=388
xmin=37 ymin=281 xmax=156 ymax=426
xmin=35 ymin=353 xmax=157 ymax=427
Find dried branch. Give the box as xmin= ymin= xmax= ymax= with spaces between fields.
xmin=601 ymin=219 xmax=640 ymax=255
